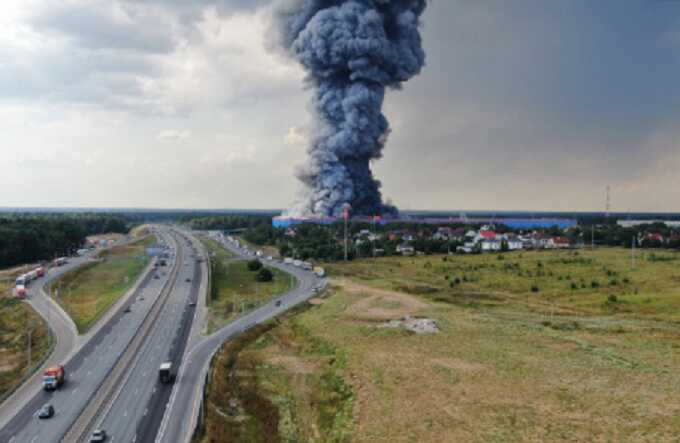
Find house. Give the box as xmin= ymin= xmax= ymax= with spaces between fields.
xmin=480 ymin=239 xmax=502 ymax=251
xmin=504 ymin=235 xmax=524 ymax=250
xmin=474 ymin=230 xmax=497 ymax=244
xmin=548 ymin=237 xmax=571 ymax=249
xmin=646 ymin=233 xmax=664 ymax=243
xmin=396 ymin=243 xmax=415 ymax=256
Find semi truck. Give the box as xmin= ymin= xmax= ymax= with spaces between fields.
xmin=313 ymin=267 xmax=326 ymax=278
xmin=35 ymin=267 xmax=46 ymax=277
xmin=43 ymin=365 xmax=66 ymax=391
xmin=14 ymin=285 xmax=27 ymax=299
xmin=159 ymin=362 xmax=175 ymax=384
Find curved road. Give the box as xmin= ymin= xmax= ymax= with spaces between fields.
xmin=157 ymin=232 xmax=325 ymax=443
xmin=0 ymin=230 xmax=173 ymax=443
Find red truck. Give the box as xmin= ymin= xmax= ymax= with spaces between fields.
xmin=14 ymin=285 xmax=27 ymax=299
xmin=35 ymin=267 xmax=46 ymax=277
xmin=43 ymin=365 xmax=66 ymax=391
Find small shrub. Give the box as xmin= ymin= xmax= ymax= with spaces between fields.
xmin=497 ymin=254 xmax=504 ymax=261
xmin=609 ymin=279 xmax=618 ymax=286
xmin=454 ymin=277 xmax=461 ymax=285
xmin=607 ymin=294 xmax=618 ymax=303
xmin=531 ymin=285 xmax=540 ymax=293
xmin=256 ymin=267 xmax=273 ymax=282
xmin=591 ymin=280 xmax=600 ymax=289
xmin=247 ymin=259 xmax=263 ymax=271
xmin=622 ymin=277 xmax=630 ymax=284
xmin=570 ymin=282 xmax=578 ymax=290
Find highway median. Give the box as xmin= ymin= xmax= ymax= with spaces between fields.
xmin=47 ymin=236 xmax=156 ymax=334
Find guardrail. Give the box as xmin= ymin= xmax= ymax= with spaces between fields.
xmin=60 ymin=231 xmax=184 ymax=443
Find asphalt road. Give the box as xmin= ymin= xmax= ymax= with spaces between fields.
xmin=0 ymin=255 xmax=86 ymax=431
xmin=94 ymin=229 xmax=202 ymax=443
xmin=0 ymin=229 xmax=176 ymax=443
xmin=156 ymin=232 xmax=325 ymax=443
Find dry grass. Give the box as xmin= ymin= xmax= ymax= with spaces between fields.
xmin=200 ymin=237 xmax=293 ymax=333
xmin=200 ymin=247 xmax=680 ymax=442
xmin=47 ymin=236 xmax=154 ymax=333
xmin=0 ymin=298 xmax=49 ymax=400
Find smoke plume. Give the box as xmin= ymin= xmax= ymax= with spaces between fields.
xmin=273 ymin=0 xmax=427 ymax=217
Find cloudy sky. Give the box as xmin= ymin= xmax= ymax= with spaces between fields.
xmin=1 ymin=0 xmax=680 ymax=212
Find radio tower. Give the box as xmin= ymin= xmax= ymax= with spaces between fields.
xmin=605 ymin=185 xmax=611 ymax=218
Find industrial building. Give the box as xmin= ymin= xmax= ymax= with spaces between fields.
xmin=272 ymin=215 xmax=577 ymax=230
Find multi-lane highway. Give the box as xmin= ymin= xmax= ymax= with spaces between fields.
xmin=1 ymin=226 xmax=324 ymax=443
xmin=0 ymin=234 xmax=152 ymax=433
xmin=157 ymin=232 xmax=325 ymax=443
xmin=0 ymin=228 xmax=177 ymax=443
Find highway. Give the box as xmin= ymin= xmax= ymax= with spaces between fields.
xmin=0 ymin=229 xmax=175 ymax=443
xmin=156 ymin=232 xmax=325 ymax=443
xmin=0 ymin=234 xmax=151 ymax=432
xmin=91 ymin=230 xmax=202 ymax=443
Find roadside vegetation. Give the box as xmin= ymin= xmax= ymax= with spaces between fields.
xmin=47 ymin=236 xmax=155 ymax=333
xmin=199 ymin=247 xmax=680 ymax=442
xmin=199 ymin=237 xmax=293 ymax=333
xmin=0 ymin=298 xmax=49 ymax=401
xmin=0 ymin=213 xmax=129 ymax=269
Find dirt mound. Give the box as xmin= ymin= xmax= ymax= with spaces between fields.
xmin=336 ymin=279 xmax=430 ymax=320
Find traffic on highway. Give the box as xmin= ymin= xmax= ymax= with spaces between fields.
xmin=0 ymin=225 xmax=324 ymax=443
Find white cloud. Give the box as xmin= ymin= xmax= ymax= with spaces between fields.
xmin=157 ymin=129 xmax=191 ymax=140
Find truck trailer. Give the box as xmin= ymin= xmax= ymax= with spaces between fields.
xmin=43 ymin=365 xmax=66 ymax=391
xmin=159 ymin=362 xmax=175 ymax=384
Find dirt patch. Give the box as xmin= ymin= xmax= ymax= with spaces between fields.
xmin=336 ymin=279 xmax=430 ymax=320
xmin=308 ymin=298 xmax=325 ymax=306
xmin=265 ymin=355 xmax=318 ymax=375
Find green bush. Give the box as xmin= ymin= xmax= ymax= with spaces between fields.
xmin=607 ymin=294 xmax=618 ymax=303
xmin=256 ymin=268 xmax=273 ymax=282
xmin=531 ymin=285 xmax=540 ymax=293
xmin=247 ymin=259 xmax=263 ymax=271
xmin=591 ymin=280 xmax=600 ymax=288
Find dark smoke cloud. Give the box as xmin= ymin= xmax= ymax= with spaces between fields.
xmin=273 ymin=0 xmax=427 ymax=217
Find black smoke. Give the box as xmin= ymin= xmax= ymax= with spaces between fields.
xmin=273 ymin=0 xmax=427 ymax=217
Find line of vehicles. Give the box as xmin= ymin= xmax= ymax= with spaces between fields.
xmin=12 ymin=257 xmax=69 ymax=299
xmin=210 ymin=232 xmax=326 ymax=278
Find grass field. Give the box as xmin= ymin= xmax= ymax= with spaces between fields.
xmin=199 ymin=247 xmax=680 ymax=442
xmin=0 ymin=298 xmax=49 ymax=401
xmin=200 ymin=237 xmax=294 ymax=333
xmin=48 ymin=236 xmax=155 ymax=333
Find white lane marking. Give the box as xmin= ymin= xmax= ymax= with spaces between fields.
xmin=124 ymin=410 xmax=128 ymax=417
xmin=71 ymin=388 xmax=79 ymax=396
xmin=29 ymin=436 xmax=38 ymax=443
xmin=87 ymin=370 xmax=92 ymax=376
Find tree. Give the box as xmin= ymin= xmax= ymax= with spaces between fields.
xmin=247 ymin=259 xmax=263 ymax=271
xmin=256 ymin=268 xmax=273 ymax=282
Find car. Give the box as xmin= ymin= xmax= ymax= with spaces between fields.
xmin=37 ymin=404 xmax=54 ymax=419
xmin=275 ymin=300 xmax=282 ymax=307
xmin=154 ymin=274 xmax=160 ymax=279
xmin=188 ymin=302 xmax=197 ymax=307
xmin=185 ymin=278 xmax=191 ymax=282
xmin=123 ymin=306 xmax=132 ymax=314
xmin=90 ymin=429 xmax=107 ymax=442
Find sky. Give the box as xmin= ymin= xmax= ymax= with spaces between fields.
xmin=1 ymin=0 xmax=680 ymax=212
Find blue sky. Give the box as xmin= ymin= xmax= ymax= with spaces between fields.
xmin=1 ymin=0 xmax=679 ymax=211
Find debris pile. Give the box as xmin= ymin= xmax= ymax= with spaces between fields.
xmin=382 ymin=316 xmax=439 ymax=334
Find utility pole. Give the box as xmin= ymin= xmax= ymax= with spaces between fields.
xmin=591 ymin=225 xmax=595 ymax=250
xmin=342 ymin=203 xmax=351 ymax=261
xmin=27 ymin=328 xmax=32 ymax=374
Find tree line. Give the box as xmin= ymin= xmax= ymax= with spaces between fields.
xmin=0 ymin=214 xmax=129 ymax=268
